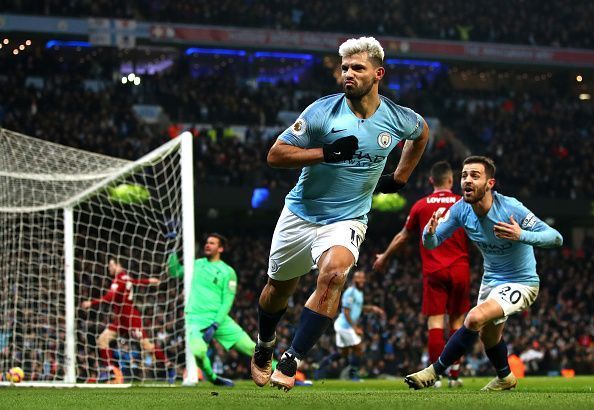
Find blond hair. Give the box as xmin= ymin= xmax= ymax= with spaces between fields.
xmin=338 ymin=36 xmax=384 ymax=65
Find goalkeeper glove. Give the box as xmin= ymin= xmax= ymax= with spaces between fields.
xmin=323 ymin=135 xmax=359 ymax=163
xmin=375 ymin=173 xmax=406 ymax=194
xmin=164 ymin=218 xmax=178 ymax=240
xmin=202 ymin=323 xmax=219 ymax=343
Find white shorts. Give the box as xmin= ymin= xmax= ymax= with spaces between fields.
xmin=267 ymin=206 xmax=367 ymax=281
xmin=477 ymin=282 xmax=539 ymax=325
xmin=334 ymin=322 xmax=362 ymax=348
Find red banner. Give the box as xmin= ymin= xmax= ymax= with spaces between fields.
xmin=150 ymin=24 xmax=594 ymax=67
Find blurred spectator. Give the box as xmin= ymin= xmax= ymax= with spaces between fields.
xmin=2 ymin=45 xmax=592 ymax=199
xmin=3 ymin=0 xmax=593 ymax=48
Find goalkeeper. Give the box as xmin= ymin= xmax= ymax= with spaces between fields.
xmin=168 ymin=233 xmax=256 ymax=387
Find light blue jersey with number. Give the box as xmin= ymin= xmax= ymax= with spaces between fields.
xmin=279 ymin=93 xmax=424 ymax=225
xmin=423 ymin=191 xmax=563 ymax=286
xmin=335 ymin=286 xmax=364 ymax=330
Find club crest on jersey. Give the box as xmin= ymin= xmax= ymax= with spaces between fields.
xmin=269 ymin=259 xmax=279 ymax=273
xmin=377 ymin=132 xmax=392 ymax=148
xmin=291 ymin=118 xmax=306 ymax=136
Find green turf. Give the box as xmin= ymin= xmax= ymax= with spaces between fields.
xmin=2 ymin=377 xmax=593 ymax=410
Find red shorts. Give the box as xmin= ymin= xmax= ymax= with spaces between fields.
xmin=422 ymin=260 xmax=471 ymax=316
xmin=108 ymin=314 xmax=147 ymax=339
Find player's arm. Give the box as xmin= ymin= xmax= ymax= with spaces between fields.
xmin=373 ymin=226 xmax=412 ymax=272
xmin=423 ymin=205 xmax=461 ymax=249
xmin=363 ymin=305 xmax=385 ymax=317
xmin=213 ymin=269 xmax=238 ymax=325
xmin=342 ymin=307 xmax=362 ymax=334
xmin=267 ymin=139 xmax=324 ymax=168
xmin=340 ymin=289 xmax=361 ymax=332
xmin=493 ymin=209 xmax=563 ymax=248
xmin=129 ymin=277 xmax=160 ymax=286
xmin=267 ymin=136 xmax=360 ymax=168
xmin=166 ymin=252 xmax=184 ymax=278
xmin=268 ymin=102 xmax=358 ymax=168
xmin=81 ymin=287 xmax=116 ymax=309
xmin=376 ymin=120 xmax=429 ymax=193
xmin=202 ymin=269 xmax=238 ymax=343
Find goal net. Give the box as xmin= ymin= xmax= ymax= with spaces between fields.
xmin=0 ymin=128 xmax=195 ymax=385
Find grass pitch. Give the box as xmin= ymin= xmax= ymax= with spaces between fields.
xmin=2 ymin=376 xmax=592 ymax=410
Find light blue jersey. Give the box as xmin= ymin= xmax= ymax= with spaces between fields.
xmin=279 ymin=93 xmax=424 ymax=225
xmin=335 ymin=286 xmax=364 ymax=330
xmin=423 ymin=192 xmax=563 ymax=286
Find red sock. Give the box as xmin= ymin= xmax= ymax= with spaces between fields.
xmin=449 ymin=329 xmax=460 ymax=379
xmin=99 ymin=348 xmax=113 ymax=368
xmin=428 ymin=328 xmax=445 ymax=364
xmin=154 ymin=347 xmax=170 ymax=366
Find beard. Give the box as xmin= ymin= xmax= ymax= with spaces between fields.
xmin=463 ymin=183 xmax=488 ymax=204
xmin=343 ymin=80 xmax=374 ymax=100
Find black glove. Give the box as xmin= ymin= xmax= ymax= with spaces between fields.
xmin=202 ymin=322 xmax=219 ymax=343
xmin=323 ymin=135 xmax=358 ymax=163
xmin=375 ymin=173 xmax=406 ymax=193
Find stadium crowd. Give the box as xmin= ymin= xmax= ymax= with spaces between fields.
xmin=2 ymin=45 xmax=592 ymax=198
xmin=3 ymin=0 xmax=593 ymax=48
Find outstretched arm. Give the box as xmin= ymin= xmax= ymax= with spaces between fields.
xmin=129 ymin=277 xmax=160 ymax=286
xmin=167 ymin=253 xmax=184 ymax=278
xmin=363 ymin=305 xmax=385 ymax=317
xmin=373 ymin=227 xmax=411 ymax=272
xmin=81 ymin=287 xmax=116 ymax=309
xmin=423 ymin=207 xmax=461 ymax=249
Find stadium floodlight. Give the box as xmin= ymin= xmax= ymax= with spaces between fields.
xmin=0 ymin=129 xmax=196 ymax=386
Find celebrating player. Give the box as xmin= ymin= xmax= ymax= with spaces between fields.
xmin=373 ymin=161 xmax=469 ymax=387
xmin=405 ymin=156 xmax=563 ymax=391
xmin=81 ymin=258 xmax=175 ymax=383
xmin=168 ymin=233 xmax=258 ymax=387
xmin=251 ymin=36 xmax=429 ymax=391
xmin=316 ymin=270 xmax=384 ymax=380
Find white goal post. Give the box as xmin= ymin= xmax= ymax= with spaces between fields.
xmin=0 ymin=129 xmax=195 ymax=385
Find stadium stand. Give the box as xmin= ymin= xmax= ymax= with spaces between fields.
xmin=3 ymin=0 xmax=593 ymax=48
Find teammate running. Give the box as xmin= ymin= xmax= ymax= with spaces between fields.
xmin=405 ymin=156 xmax=563 ymax=391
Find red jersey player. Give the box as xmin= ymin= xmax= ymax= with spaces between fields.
xmin=81 ymin=258 xmax=175 ymax=383
xmin=373 ymin=161 xmax=470 ymax=387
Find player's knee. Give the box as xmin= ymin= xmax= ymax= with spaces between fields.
xmin=317 ymin=268 xmax=348 ymax=290
xmin=464 ymin=309 xmax=485 ymax=330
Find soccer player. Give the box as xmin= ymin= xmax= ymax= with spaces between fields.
xmin=81 ymin=258 xmax=175 ymax=383
xmin=251 ymin=36 xmax=429 ymax=391
xmin=373 ymin=161 xmax=469 ymax=387
xmin=317 ymin=270 xmax=385 ymax=380
xmin=168 ymin=233 xmax=257 ymax=387
xmin=404 ymin=156 xmax=563 ymax=391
